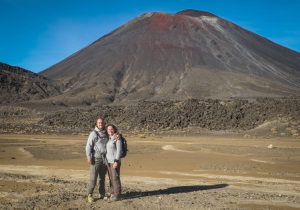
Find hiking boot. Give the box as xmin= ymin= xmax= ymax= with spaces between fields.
xmin=109 ymin=196 xmax=120 ymax=201
xmin=99 ymin=194 xmax=107 ymax=199
xmin=88 ymin=194 xmax=94 ymax=202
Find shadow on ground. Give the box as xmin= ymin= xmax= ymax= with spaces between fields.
xmin=122 ymin=184 xmax=229 ymax=200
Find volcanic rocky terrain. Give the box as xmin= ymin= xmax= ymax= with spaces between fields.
xmin=1 ymin=98 xmax=300 ymax=139
xmin=38 ymin=98 xmax=300 ymax=132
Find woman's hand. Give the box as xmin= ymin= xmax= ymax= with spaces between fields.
xmin=113 ymin=162 xmax=118 ymax=169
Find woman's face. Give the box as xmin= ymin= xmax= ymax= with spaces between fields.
xmin=107 ymin=126 xmax=115 ymax=136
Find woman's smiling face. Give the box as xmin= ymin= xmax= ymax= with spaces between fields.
xmin=107 ymin=125 xmax=115 ymax=136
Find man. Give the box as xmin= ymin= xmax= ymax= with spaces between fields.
xmin=85 ymin=118 xmax=109 ymax=202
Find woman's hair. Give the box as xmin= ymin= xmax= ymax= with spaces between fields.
xmin=106 ymin=124 xmax=118 ymax=134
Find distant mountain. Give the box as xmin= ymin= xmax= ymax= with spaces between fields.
xmin=40 ymin=9 xmax=300 ymax=106
xmin=0 ymin=62 xmax=60 ymax=104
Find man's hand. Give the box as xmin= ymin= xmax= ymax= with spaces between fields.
xmin=87 ymin=158 xmax=92 ymax=164
xmin=113 ymin=162 xmax=118 ymax=169
xmin=115 ymin=134 xmax=121 ymax=140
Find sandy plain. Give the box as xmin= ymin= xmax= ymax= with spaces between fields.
xmin=0 ymin=131 xmax=300 ymax=210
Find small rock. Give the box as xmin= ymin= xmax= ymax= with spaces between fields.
xmin=268 ymin=144 xmax=273 ymax=149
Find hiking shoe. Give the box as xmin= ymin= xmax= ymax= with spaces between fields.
xmin=99 ymin=194 xmax=107 ymax=199
xmin=109 ymin=196 xmax=120 ymax=201
xmin=88 ymin=194 xmax=94 ymax=202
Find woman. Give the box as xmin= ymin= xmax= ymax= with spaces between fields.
xmin=106 ymin=124 xmax=122 ymax=201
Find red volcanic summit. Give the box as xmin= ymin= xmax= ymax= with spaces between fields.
xmin=177 ymin=9 xmax=218 ymax=17
xmin=40 ymin=9 xmax=300 ymax=106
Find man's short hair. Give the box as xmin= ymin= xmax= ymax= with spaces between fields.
xmin=93 ymin=118 xmax=105 ymax=127
xmin=96 ymin=118 xmax=104 ymax=122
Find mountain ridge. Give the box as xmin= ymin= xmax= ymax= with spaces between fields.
xmin=0 ymin=62 xmax=60 ymax=104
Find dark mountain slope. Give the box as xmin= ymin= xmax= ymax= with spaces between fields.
xmin=0 ymin=62 xmax=60 ymax=104
xmin=39 ymin=9 xmax=300 ymax=106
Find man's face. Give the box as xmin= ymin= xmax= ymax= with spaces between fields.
xmin=96 ymin=119 xmax=105 ymax=130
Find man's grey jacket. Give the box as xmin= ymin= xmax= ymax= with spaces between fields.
xmin=86 ymin=126 xmax=108 ymax=159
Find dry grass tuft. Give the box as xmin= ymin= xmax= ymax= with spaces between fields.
xmin=281 ymin=133 xmax=286 ymax=136
xmin=291 ymin=130 xmax=298 ymax=134
xmin=271 ymin=128 xmax=277 ymax=132
xmin=244 ymin=134 xmax=251 ymax=138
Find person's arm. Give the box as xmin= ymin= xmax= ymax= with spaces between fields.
xmin=113 ymin=137 xmax=122 ymax=168
xmin=86 ymin=132 xmax=95 ymax=164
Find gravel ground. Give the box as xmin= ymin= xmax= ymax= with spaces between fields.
xmin=0 ymin=134 xmax=300 ymax=209
xmin=1 ymin=172 xmax=300 ymax=210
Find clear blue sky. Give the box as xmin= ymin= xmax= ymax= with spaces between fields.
xmin=1 ymin=0 xmax=299 ymax=73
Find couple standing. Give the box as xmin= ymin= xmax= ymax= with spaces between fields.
xmin=85 ymin=118 xmax=122 ymax=202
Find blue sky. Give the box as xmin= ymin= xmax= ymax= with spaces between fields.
xmin=1 ymin=0 xmax=299 ymax=73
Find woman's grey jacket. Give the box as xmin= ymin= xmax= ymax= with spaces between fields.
xmin=85 ymin=126 xmax=108 ymax=159
xmin=106 ymin=135 xmax=122 ymax=164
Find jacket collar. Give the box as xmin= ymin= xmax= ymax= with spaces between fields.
xmin=109 ymin=134 xmax=116 ymax=141
xmin=95 ymin=126 xmax=106 ymax=134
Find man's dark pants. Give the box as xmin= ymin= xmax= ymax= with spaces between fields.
xmin=87 ymin=158 xmax=107 ymax=195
